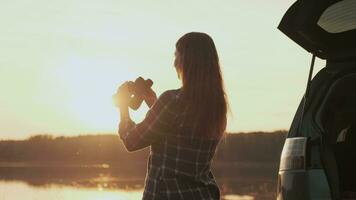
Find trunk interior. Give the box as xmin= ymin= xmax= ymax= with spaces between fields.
xmin=319 ymin=72 xmax=356 ymax=199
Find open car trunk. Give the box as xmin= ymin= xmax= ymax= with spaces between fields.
xmin=279 ymin=0 xmax=356 ymax=199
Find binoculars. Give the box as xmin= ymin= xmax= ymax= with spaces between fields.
xmin=114 ymin=77 xmax=153 ymax=110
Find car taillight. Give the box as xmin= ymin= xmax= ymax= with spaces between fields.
xmin=279 ymin=137 xmax=307 ymax=170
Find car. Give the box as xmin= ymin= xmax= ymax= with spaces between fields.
xmin=276 ymin=0 xmax=356 ymax=199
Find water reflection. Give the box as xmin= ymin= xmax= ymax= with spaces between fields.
xmin=0 ymin=163 xmax=276 ymax=200
xmin=0 ymin=181 xmax=256 ymax=200
xmin=0 ymin=181 xmax=143 ymax=200
xmin=224 ymin=195 xmax=254 ymax=200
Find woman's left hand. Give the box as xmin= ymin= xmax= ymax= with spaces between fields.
xmin=114 ymin=81 xmax=133 ymax=108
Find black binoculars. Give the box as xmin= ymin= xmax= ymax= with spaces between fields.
xmin=114 ymin=77 xmax=153 ymax=110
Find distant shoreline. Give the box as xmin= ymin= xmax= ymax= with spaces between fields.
xmin=0 ymin=132 xmax=286 ymax=168
xmin=0 ymin=130 xmax=288 ymax=141
xmin=0 ymin=161 xmax=278 ymax=168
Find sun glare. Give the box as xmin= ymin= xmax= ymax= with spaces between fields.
xmin=51 ymin=56 xmax=144 ymax=133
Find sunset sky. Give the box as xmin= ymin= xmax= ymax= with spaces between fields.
xmin=0 ymin=0 xmax=326 ymax=139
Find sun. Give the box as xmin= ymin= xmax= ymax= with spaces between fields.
xmin=51 ymin=56 xmax=148 ymax=134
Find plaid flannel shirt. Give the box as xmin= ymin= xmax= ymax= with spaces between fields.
xmin=119 ymin=89 xmax=222 ymax=200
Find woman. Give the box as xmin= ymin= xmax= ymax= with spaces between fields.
xmin=116 ymin=32 xmax=228 ymax=200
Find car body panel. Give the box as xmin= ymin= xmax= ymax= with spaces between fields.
xmin=277 ymin=170 xmax=332 ymax=200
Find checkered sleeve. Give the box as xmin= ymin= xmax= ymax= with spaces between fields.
xmin=118 ymin=91 xmax=176 ymax=152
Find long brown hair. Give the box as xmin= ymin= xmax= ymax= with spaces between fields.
xmin=176 ymin=32 xmax=227 ymax=137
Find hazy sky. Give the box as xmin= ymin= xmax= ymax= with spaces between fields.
xmin=0 ymin=0 xmax=326 ymax=139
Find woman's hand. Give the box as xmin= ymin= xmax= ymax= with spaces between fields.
xmin=143 ymin=89 xmax=157 ymax=108
xmin=114 ymin=81 xmax=134 ymax=123
xmin=114 ymin=81 xmax=133 ymax=109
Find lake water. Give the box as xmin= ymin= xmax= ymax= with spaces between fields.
xmin=0 ymin=163 xmax=276 ymax=200
xmin=0 ymin=181 xmax=257 ymax=200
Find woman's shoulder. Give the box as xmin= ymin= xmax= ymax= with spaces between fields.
xmin=158 ymin=89 xmax=182 ymax=102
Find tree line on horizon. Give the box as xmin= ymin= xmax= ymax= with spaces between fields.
xmin=0 ymin=131 xmax=287 ymax=164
